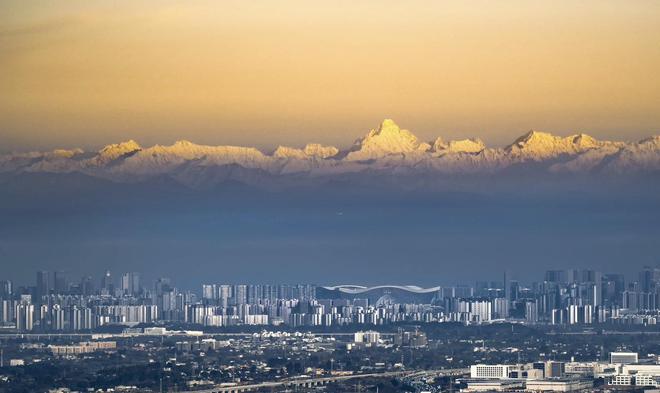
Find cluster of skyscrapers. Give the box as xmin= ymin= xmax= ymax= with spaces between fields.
xmin=1 ymin=265 xmax=659 ymax=332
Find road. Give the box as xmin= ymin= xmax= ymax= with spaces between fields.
xmin=180 ymin=368 xmax=469 ymax=393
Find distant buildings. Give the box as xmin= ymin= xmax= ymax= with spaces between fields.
xmin=464 ymin=378 xmax=593 ymax=393
xmin=610 ymin=352 xmax=639 ymax=365
xmin=466 ymin=351 xmax=660 ymax=391
xmin=393 ymin=328 xmax=428 ymax=347
xmin=15 ymin=302 xmax=34 ymax=331
xmin=471 ymin=361 xmax=569 ymax=381
xmin=175 ymin=338 xmax=230 ymax=352
xmin=353 ymin=330 xmax=380 ymax=344
xmin=604 ymin=359 xmax=660 ymax=388
xmin=121 ymin=272 xmax=141 ymax=296
xmin=467 ymin=361 xmax=593 ymax=391
xmin=524 ymin=379 xmax=593 ymax=392
xmin=49 ymin=341 xmax=116 ymax=356
xmin=1 ymin=265 xmax=660 ymax=331
xmin=470 ymin=364 xmax=511 ymax=379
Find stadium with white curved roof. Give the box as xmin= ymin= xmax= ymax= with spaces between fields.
xmin=317 ymin=285 xmax=441 ymax=305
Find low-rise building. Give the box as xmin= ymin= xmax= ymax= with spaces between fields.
xmin=49 ymin=341 xmax=116 ymax=356
xmin=470 ymin=364 xmax=511 ymax=379
xmin=610 ymin=351 xmax=638 ymax=364
xmin=462 ymin=379 xmax=524 ymax=392
xmin=525 ymin=378 xmax=593 ymax=392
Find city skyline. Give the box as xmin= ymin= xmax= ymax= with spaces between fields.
xmin=2 ymin=265 xmax=660 ymax=334
xmin=4 ymin=258 xmax=660 ymax=291
xmin=4 ymin=264 xmax=658 ymax=299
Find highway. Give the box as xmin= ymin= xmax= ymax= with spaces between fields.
xmin=180 ymin=368 xmax=469 ymax=393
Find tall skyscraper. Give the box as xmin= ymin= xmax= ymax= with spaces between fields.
xmin=218 ymin=285 xmax=232 ymax=308
xmin=53 ymin=271 xmax=67 ymax=294
xmin=639 ymin=266 xmax=660 ymax=293
xmin=602 ymin=274 xmax=625 ymax=306
xmin=16 ymin=303 xmax=34 ymax=332
xmin=121 ymin=272 xmax=141 ymax=296
xmin=0 ymin=280 xmax=12 ymax=299
xmin=544 ymin=270 xmax=566 ymax=283
xmin=154 ymin=278 xmax=171 ymax=296
xmin=509 ymin=281 xmax=520 ymax=302
xmin=80 ymin=276 xmax=95 ymax=296
xmin=35 ymin=270 xmax=50 ymax=301
xmin=101 ymin=270 xmax=113 ymax=292
xmin=233 ymin=285 xmax=247 ymax=305
xmin=1 ymin=299 xmax=14 ymax=324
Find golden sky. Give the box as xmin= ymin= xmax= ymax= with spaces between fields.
xmin=1 ymin=0 xmax=660 ymax=152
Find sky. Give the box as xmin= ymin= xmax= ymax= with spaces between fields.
xmin=1 ymin=1 xmax=660 ymax=153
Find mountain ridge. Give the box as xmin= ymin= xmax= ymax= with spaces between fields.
xmin=2 ymin=119 xmax=659 ymax=185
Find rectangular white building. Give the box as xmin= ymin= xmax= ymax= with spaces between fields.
xmin=611 ymin=352 xmax=638 ymax=364
xmin=470 ymin=364 xmax=510 ymax=379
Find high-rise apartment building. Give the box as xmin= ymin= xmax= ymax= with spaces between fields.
xmin=121 ymin=272 xmax=141 ymax=296
xmin=16 ymin=302 xmax=34 ymax=331
xmin=53 ymin=271 xmax=67 ymax=294
xmin=36 ymin=270 xmax=50 ymax=300
xmin=0 ymin=280 xmax=12 ymax=299
xmin=101 ymin=270 xmax=113 ymax=293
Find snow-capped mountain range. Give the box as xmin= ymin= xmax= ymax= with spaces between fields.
xmin=2 ymin=119 xmax=659 ymax=187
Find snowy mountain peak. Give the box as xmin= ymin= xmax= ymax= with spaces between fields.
xmin=2 ymin=120 xmax=659 ymax=179
xmin=173 ymin=140 xmax=196 ymax=148
xmin=345 ymin=119 xmax=426 ymax=161
xmin=572 ymin=133 xmax=598 ymax=147
xmin=98 ymin=140 xmax=141 ymax=157
xmin=432 ymin=134 xmax=486 ymax=154
xmin=273 ymin=146 xmax=307 ymax=160
xmin=272 ymin=144 xmax=339 ymax=160
xmin=378 ymin=119 xmax=403 ymax=134
xmin=50 ymin=148 xmax=84 ymax=158
xmin=432 ymin=137 xmax=447 ymax=152
xmin=507 ymin=130 xmax=606 ymax=160
xmin=638 ymin=135 xmax=660 ymax=148
xmin=152 ymin=140 xmax=215 ymax=157
xmin=445 ymin=138 xmax=486 ymax=154
xmin=303 ymin=143 xmax=339 ymax=159
xmin=510 ymin=130 xmax=558 ymax=147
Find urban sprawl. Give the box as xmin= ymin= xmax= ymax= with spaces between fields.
xmin=2 ymin=267 xmax=660 ymax=392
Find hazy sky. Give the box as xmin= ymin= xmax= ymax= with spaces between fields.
xmin=2 ymin=1 xmax=660 ymax=152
